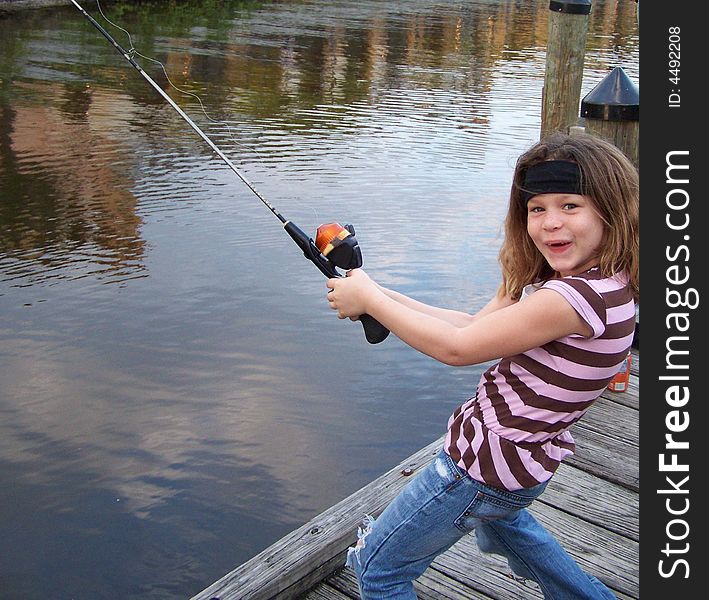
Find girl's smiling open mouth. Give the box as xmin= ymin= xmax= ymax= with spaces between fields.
xmin=546 ymin=240 xmax=572 ymax=253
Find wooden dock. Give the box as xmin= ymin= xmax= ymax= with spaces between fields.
xmin=192 ymin=351 xmax=639 ymax=600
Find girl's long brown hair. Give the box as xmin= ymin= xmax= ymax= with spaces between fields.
xmin=498 ymin=132 xmax=639 ymax=301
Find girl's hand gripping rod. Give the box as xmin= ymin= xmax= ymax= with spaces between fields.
xmin=288 ymin=221 xmax=389 ymax=344
xmin=70 ymin=0 xmax=389 ymax=344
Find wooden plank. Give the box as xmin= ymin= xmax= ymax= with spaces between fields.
xmin=435 ymin=504 xmax=638 ymax=599
xmin=564 ymin=426 xmax=639 ymax=491
xmin=534 ymin=500 xmax=638 ymax=597
xmin=315 ymin=570 xmax=359 ymax=598
xmin=322 ymin=497 xmax=639 ymax=600
xmin=190 ymin=439 xmax=443 ymax=600
xmin=195 ymin=426 xmax=637 ymax=598
xmin=431 ymin=539 xmax=542 ymax=599
xmin=415 ymin=570 xmax=494 ymax=600
xmin=577 ymin=390 xmax=639 ymax=447
xmin=559 ymin=379 xmax=639 ymax=492
xmin=325 ymin=563 xmax=499 ymax=600
xmin=315 ymin=557 xmax=637 ymax=600
xmin=417 ymin=452 xmax=639 ymax=598
xmin=300 ymin=583 xmax=354 ymax=600
xmin=312 ymin=450 xmax=637 ymax=599
xmin=541 ymin=462 xmax=638 ymax=541
xmin=312 ymin=453 xmax=638 ymax=600
xmin=549 ymin=366 xmax=639 ymax=492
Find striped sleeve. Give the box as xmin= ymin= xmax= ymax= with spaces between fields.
xmin=542 ymin=278 xmax=606 ymax=339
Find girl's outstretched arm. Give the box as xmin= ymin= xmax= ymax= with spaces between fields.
xmin=326 ymin=269 xmax=589 ymax=366
xmin=371 ymin=283 xmax=513 ymax=327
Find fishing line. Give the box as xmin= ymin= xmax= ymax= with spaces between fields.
xmin=70 ymin=0 xmax=389 ymax=344
xmin=93 ymin=0 xmax=324 ymax=227
xmin=94 ymin=0 xmax=270 ymax=181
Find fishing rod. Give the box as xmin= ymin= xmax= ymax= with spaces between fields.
xmin=70 ymin=0 xmax=389 ymax=344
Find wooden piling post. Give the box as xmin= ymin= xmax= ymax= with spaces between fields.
xmin=541 ymin=0 xmax=592 ymax=138
xmin=581 ymin=66 xmax=639 ymax=168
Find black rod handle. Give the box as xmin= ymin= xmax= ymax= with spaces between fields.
xmin=359 ymin=313 xmax=390 ymax=344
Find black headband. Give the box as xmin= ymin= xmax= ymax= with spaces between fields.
xmin=520 ymin=160 xmax=583 ymax=203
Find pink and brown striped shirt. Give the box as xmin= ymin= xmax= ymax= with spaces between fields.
xmin=445 ymin=268 xmax=635 ymax=491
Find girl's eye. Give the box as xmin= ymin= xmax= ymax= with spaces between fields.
xmin=528 ymin=206 xmax=543 ymax=213
xmin=563 ymin=203 xmax=578 ymax=210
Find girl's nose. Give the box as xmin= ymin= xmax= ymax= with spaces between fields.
xmin=542 ymin=212 xmax=562 ymax=230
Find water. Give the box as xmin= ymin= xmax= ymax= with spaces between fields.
xmin=0 ymin=1 xmax=638 ymax=597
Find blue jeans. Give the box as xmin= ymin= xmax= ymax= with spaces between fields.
xmin=346 ymin=451 xmax=615 ymax=599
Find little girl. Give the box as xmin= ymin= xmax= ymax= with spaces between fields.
xmin=326 ymin=132 xmax=639 ymax=599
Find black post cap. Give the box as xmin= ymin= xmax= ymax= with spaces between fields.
xmin=581 ymin=67 xmax=639 ymax=121
xmin=549 ymin=0 xmax=592 ymax=15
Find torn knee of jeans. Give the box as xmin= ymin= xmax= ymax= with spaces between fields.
xmin=345 ymin=514 xmax=375 ymax=569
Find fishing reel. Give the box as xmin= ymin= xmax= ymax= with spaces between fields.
xmin=314 ymin=222 xmax=363 ymax=271
xmin=284 ymin=221 xmax=361 ymax=279
xmin=283 ymin=220 xmax=389 ymax=344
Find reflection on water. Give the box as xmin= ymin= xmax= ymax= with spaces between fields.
xmin=1 ymin=94 xmax=146 ymax=287
xmin=0 ymin=1 xmax=637 ymax=598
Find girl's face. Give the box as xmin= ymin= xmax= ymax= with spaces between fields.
xmin=526 ymin=193 xmax=605 ymax=277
